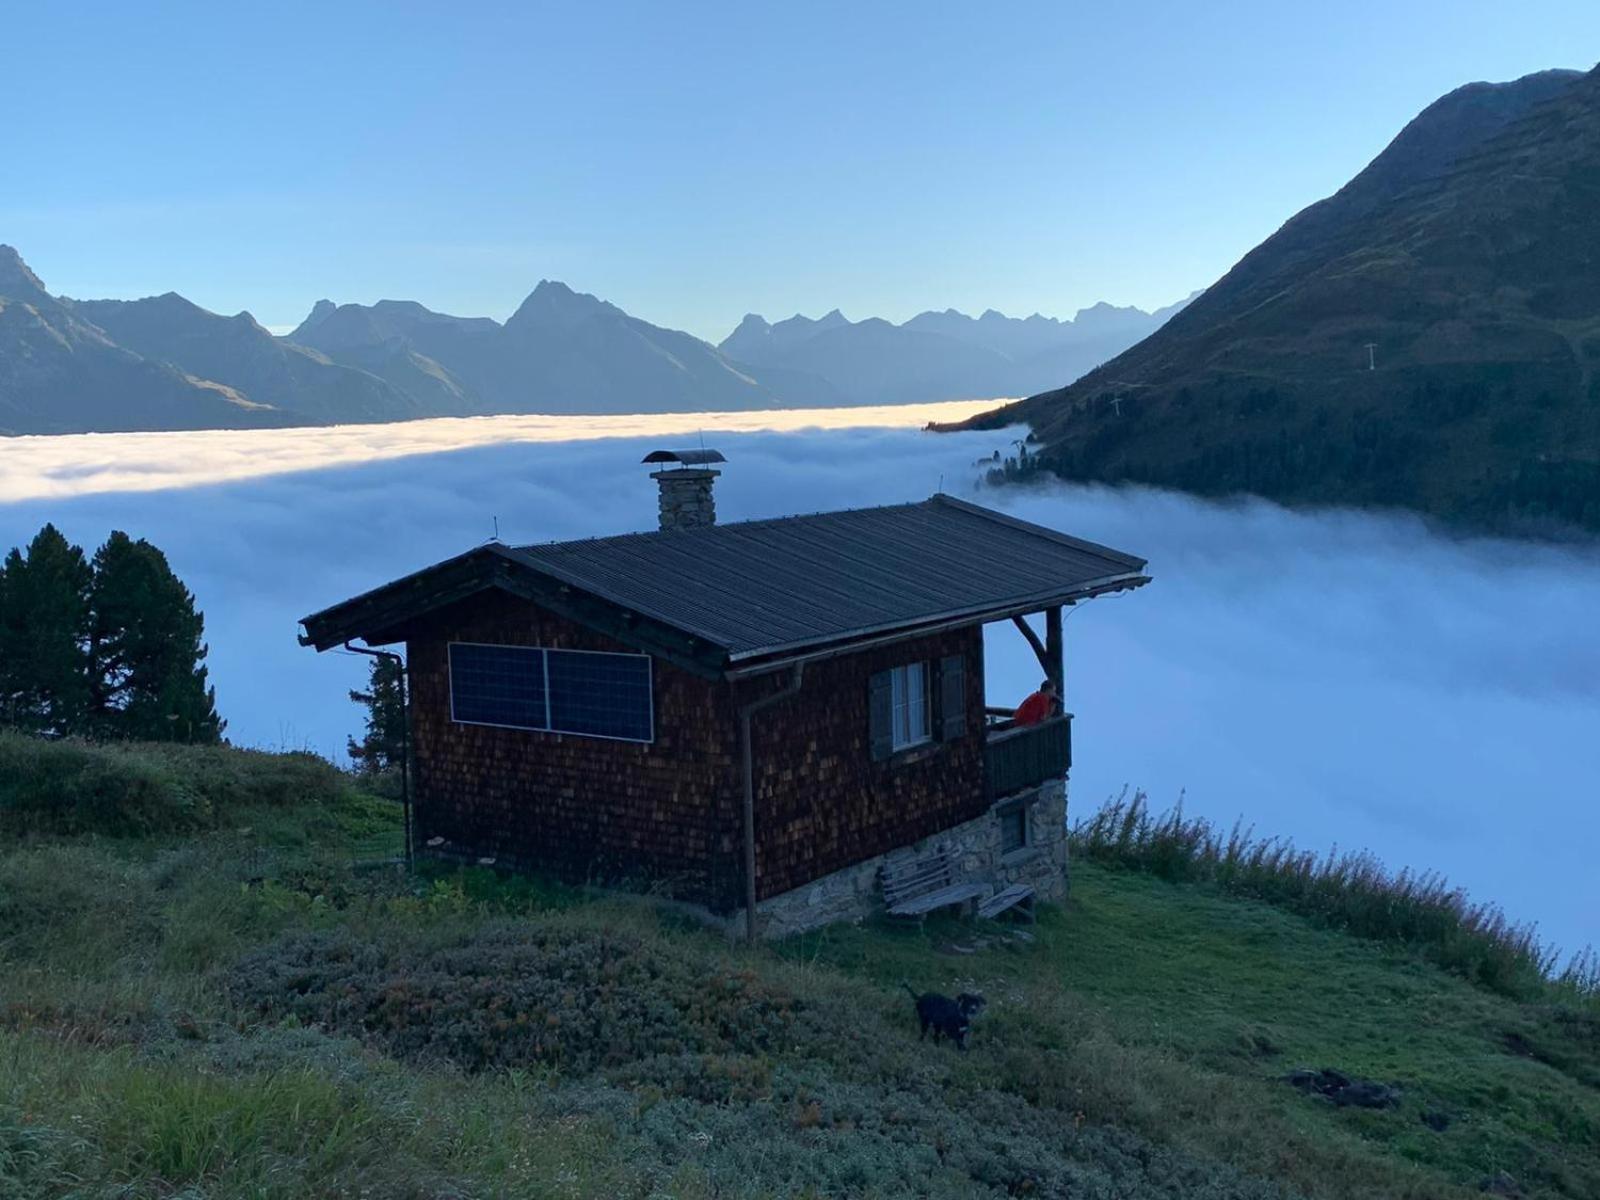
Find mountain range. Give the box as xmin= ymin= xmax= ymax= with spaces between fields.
xmin=718 ymin=298 xmax=1193 ymax=405
xmin=0 ymin=248 xmax=1184 ymax=435
xmin=961 ymin=65 xmax=1600 ymax=533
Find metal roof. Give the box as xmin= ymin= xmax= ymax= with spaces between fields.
xmin=505 ymin=494 xmax=1147 ymax=663
xmin=299 ymin=494 xmax=1148 ymax=669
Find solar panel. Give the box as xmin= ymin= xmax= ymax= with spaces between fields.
xmin=447 ymin=642 xmax=653 ymax=743
xmin=448 ymin=643 xmax=548 ymax=730
xmin=547 ymin=649 xmax=653 ymax=742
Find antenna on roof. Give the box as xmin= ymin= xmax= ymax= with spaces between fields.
xmin=490 ymin=516 xmax=500 ymax=543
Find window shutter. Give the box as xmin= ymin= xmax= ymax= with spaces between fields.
xmin=939 ymin=654 xmax=967 ymax=740
xmin=869 ymin=669 xmax=893 ymax=761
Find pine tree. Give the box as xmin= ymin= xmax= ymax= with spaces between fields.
xmin=347 ymin=655 xmax=407 ymax=774
xmin=87 ymin=531 xmax=224 ymax=743
xmin=0 ymin=524 xmax=92 ymax=735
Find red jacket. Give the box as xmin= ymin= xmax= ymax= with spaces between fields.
xmin=1013 ymin=690 xmax=1054 ymax=727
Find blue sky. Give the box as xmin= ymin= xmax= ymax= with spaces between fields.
xmin=7 ymin=1 xmax=1598 ymax=340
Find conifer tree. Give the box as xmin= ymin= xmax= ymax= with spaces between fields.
xmin=0 ymin=524 xmax=92 ymax=734
xmin=87 ymin=531 xmax=224 ymax=743
xmin=347 ymin=655 xmax=407 ymax=773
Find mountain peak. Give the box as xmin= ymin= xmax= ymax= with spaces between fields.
xmin=0 ymin=245 xmax=49 ymax=300
xmin=506 ymin=279 xmax=623 ymax=332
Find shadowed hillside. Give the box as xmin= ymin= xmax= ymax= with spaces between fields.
xmin=1 ymin=738 xmax=1596 ymax=1198
xmin=0 ymin=248 xmax=291 ymax=435
xmin=964 ymin=66 xmax=1600 ymax=534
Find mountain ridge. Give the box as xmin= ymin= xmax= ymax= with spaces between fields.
xmin=963 ymin=65 xmax=1600 ymax=533
xmin=720 ymin=295 xmax=1196 ymax=404
xmin=1 ymin=241 xmax=1193 ymax=435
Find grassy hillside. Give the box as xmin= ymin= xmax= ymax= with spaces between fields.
xmin=960 ymin=67 xmax=1600 ymax=535
xmin=1 ymin=739 xmax=1596 ymax=1198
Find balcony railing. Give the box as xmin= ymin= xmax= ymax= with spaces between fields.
xmin=984 ymin=713 xmax=1072 ymax=800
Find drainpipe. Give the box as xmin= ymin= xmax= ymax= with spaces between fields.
xmin=343 ymin=641 xmax=412 ymax=866
xmin=735 ymin=663 xmax=805 ymax=944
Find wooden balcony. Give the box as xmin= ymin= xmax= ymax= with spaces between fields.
xmin=984 ymin=713 xmax=1072 ymax=801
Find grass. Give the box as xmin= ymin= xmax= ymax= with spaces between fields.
xmin=0 ymin=743 xmax=1596 ymax=1198
xmin=0 ymin=729 xmax=370 ymax=837
xmin=1071 ymin=790 xmax=1600 ymax=1001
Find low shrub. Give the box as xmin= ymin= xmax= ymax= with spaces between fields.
xmin=1071 ymin=790 xmax=1597 ymax=1001
xmin=225 ymin=926 xmax=818 ymax=1074
xmin=0 ymin=731 xmax=357 ymax=836
xmin=0 ymin=734 xmax=191 ymax=835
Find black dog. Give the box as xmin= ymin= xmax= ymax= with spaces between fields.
xmin=902 ymin=984 xmax=986 ymax=1050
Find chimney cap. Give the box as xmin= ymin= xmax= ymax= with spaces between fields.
xmin=642 ymin=448 xmax=726 ymax=467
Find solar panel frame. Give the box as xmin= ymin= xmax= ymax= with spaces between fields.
xmin=448 ymin=642 xmax=551 ymax=732
xmin=446 ymin=641 xmax=655 ymax=744
xmin=546 ymin=647 xmax=655 ymax=744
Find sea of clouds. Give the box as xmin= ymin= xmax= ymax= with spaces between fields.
xmin=3 ymin=402 xmax=1596 ymax=956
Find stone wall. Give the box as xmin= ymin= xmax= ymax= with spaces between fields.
xmin=651 ymin=468 xmax=719 ymax=530
xmin=734 ymin=776 xmax=1069 ymax=940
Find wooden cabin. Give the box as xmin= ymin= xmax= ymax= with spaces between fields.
xmin=299 ymin=454 xmax=1149 ymax=938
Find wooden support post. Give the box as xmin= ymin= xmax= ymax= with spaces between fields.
xmin=1011 ymin=614 xmax=1051 ymax=679
xmin=1045 ymin=605 xmax=1064 ymax=697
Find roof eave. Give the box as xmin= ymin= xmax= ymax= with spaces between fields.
xmin=722 ymin=572 xmax=1151 ymax=679
xmin=297 ymin=546 xmax=730 ymax=679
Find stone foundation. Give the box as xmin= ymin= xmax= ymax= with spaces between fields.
xmin=731 ymin=778 xmax=1069 ymax=940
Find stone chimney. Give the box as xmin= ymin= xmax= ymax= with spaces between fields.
xmin=642 ymin=449 xmax=727 ymax=531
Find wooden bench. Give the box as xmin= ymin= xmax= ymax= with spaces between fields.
xmin=977 ymin=882 xmax=1036 ymax=923
xmin=881 ymin=848 xmax=989 ymax=919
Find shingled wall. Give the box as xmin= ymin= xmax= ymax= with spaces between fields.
xmin=402 ymin=591 xmax=991 ymax=916
xmin=404 ymin=590 xmax=740 ymax=907
xmin=743 ymin=626 xmax=987 ymax=901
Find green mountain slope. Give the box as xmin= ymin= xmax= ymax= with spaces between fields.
xmin=971 ymin=66 xmax=1600 ymax=533
xmin=2 ymin=735 xmax=1596 ymax=1198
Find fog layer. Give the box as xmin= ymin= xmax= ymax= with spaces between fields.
xmin=2 ymin=413 xmax=1595 ymax=954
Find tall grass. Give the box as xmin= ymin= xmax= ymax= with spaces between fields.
xmin=1070 ymin=789 xmax=1600 ymax=1002
xmin=0 ymin=730 xmax=360 ymax=836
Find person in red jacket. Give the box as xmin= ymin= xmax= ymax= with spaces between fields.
xmin=1012 ymin=679 xmax=1058 ymax=727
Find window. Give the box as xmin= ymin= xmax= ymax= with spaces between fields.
xmin=870 ymin=654 xmax=965 ymax=761
xmin=448 ymin=643 xmax=653 ymax=743
xmin=999 ymin=804 xmax=1028 ymax=855
xmin=890 ymin=662 xmax=931 ymax=750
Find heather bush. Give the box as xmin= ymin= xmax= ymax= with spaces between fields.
xmin=226 ymin=925 xmax=822 ymax=1074
xmin=1071 ymin=790 xmax=1597 ymax=1001
xmin=0 ymin=730 xmax=359 ymax=836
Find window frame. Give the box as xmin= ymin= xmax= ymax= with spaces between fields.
xmin=889 ymin=661 xmax=933 ymax=752
xmin=447 ymin=641 xmax=655 ymax=745
xmin=998 ymin=801 xmax=1029 ymax=857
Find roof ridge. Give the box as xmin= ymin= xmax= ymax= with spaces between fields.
xmin=516 ymin=495 xmax=938 ymax=552
xmin=929 ymin=493 xmax=1148 ymax=570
